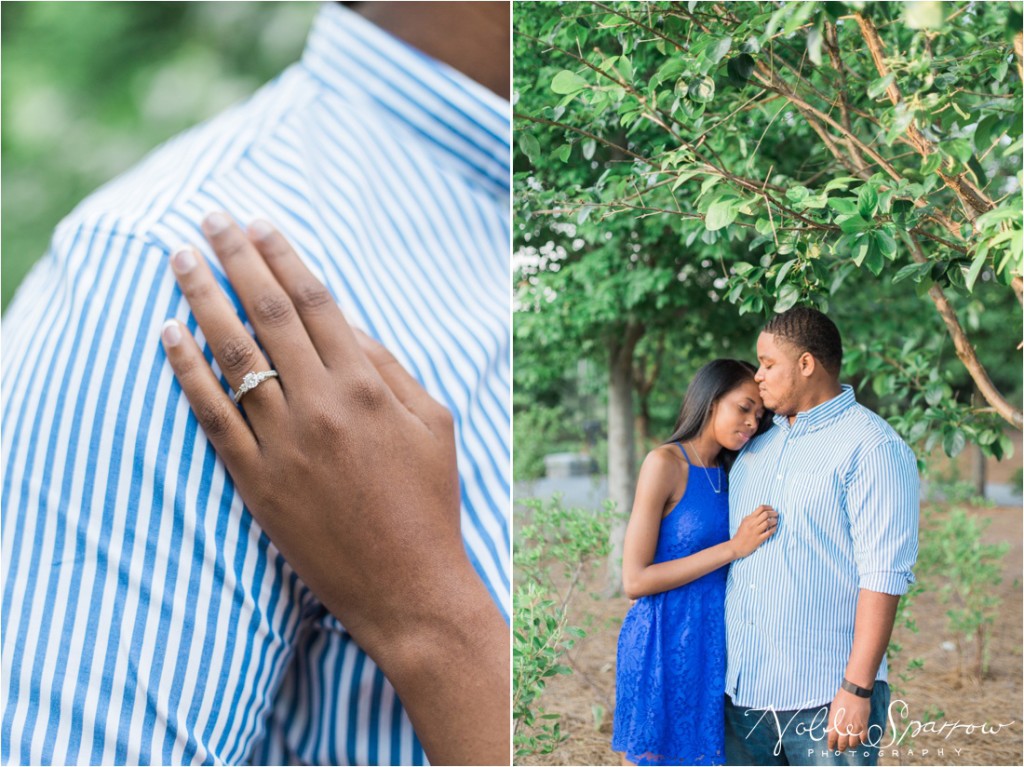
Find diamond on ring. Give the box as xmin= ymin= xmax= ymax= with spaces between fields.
xmin=233 ymin=369 xmax=279 ymax=403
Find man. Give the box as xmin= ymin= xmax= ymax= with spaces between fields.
xmin=1 ymin=3 xmax=509 ymax=764
xmin=724 ymin=307 xmax=919 ymax=766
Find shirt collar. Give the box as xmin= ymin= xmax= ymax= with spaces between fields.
xmin=773 ymin=383 xmax=856 ymax=433
xmin=300 ymin=3 xmax=510 ymax=196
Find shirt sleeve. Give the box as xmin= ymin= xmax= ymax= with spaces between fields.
xmin=845 ymin=438 xmax=920 ymax=595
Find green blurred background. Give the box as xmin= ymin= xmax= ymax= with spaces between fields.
xmin=1 ymin=1 xmax=321 ymax=313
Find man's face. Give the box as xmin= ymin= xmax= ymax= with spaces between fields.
xmin=754 ymin=332 xmax=806 ymax=416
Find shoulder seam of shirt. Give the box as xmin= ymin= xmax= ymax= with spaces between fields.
xmin=52 ymin=218 xmax=171 ymax=260
xmin=63 ymin=66 xmax=319 ymax=246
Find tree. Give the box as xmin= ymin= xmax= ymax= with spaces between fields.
xmin=514 ymin=1 xmax=1022 ymax=591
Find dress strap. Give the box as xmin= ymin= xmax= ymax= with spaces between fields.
xmin=675 ymin=442 xmax=693 ymax=465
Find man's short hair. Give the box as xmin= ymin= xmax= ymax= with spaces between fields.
xmin=763 ymin=306 xmax=843 ymax=377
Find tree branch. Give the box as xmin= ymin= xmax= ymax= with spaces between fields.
xmin=1015 ymin=32 xmax=1023 ymax=83
xmin=903 ymin=234 xmax=1022 ymax=429
xmin=823 ymin=20 xmax=870 ymax=174
xmin=854 ymin=13 xmax=996 ymax=222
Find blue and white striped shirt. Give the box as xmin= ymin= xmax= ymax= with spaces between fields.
xmin=1 ymin=5 xmax=509 ymax=765
xmin=724 ymin=385 xmax=918 ymax=711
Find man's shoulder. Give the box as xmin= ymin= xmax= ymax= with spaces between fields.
xmin=843 ymin=402 xmax=909 ymax=447
xmin=837 ymin=403 xmax=917 ymax=473
xmin=54 ymin=66 xmax=317 ymax=256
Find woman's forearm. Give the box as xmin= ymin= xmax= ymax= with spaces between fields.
xmin=622 ymin=540 xmax=738 ymax=599
xmin=362 ymin=559 xmax=510 ymax=766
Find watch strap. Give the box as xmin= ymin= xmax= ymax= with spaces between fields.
xmin=841 ymin=678 xmax=874 ymax=698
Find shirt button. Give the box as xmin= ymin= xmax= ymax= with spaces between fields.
xmin=776 ymin=473 xmax=783 ymax=480
xmin=750 ymin=583 xmax=755 ymax=590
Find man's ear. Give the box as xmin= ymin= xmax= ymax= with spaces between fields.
xmin=798 ymin=352 xmax=817 ymax=378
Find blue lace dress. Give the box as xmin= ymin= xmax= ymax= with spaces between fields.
xmin=612 ymin=444 xmax=729 ymax=766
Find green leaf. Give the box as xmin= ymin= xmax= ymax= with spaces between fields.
xmin=851 ymin=234 xmax=872 ymax=266
xmin=876 ymin=229 xmax=898 ymax=260
xmin=775 ymin=283 xmax=801 ymax=313
xmin=755 ymin=217 xmax=774 ymax=236
xmin=554 ymin=144 xmax=571 ymax=163
xmin=941 ymin=139 xmax=973 ymax=164
xmin=867 ymin=73 xmax=895 ymax=100
xmin=998 ymin=434 xmax=1015 ymax=460
xmin=828 ymin=198 xmax=860 ymax=217
xmin=858 ymin=184 xmax=878 ymax=219
xmin=520 ymin=133 xmax=541 ymax=164
xmin=688 ymin=75 xmax=716 ymax=103
xmin=705 ymin=197 xmax=740 ymax=231
xmin=974 ymin=206 xmax=1019 ymax=230
xmin=965 ymin=246 xmax=989 ymax=292
xmin=974 ymin=114 xmax=1002 ymax=152
xmin=727 ymin=53 xmax=755 ymax=85
xmin=892 ymin=262 xmax=929 ymax=284
xmin=700 ymin=174 xmax=723 ymax=196
xmin=978 ymin=430 xmax=998 ymax=447
xmin=806 ymin=23 xmax=823 ymax=66
xmin=551 ymin=70 xmax=588 ymax=95
xmin=671 ymin=170 xmax=701 ymax=191
xmin=904 ymin=1 xmax=945 ymax=30
xmin=920 ymin=152 xmax=943 ymax=176
xmin=823 ymin=176 xmax=860 ymax=193
xmin=615 ymin=55 xmax=634 ymax=83
xmin=863 ymin=237 xmax=885 ymax=275
xmin=708 ymin=36 xmax=733 ymax=65
xmin=943 ymin=429 xmax=966 ymax=458
xmin=786 ymin=186 xmax=809 ymax=203
xmin=650 ymin=58 xmax=686 ymax=88
xmin=840 ymin=215 xmax=872 ymax=234
xmin=775 ymin=259 xmax=798 ymax=288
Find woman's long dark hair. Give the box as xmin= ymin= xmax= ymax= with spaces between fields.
xmin=663 ymin=358 xmax=772 ymax=472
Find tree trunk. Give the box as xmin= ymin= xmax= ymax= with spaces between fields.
xmin=634 ymin=410 xmax=651 ymax=451
xmin=605 ymin=324 xmax=643 ymax=596
xmin=971 ymin=389 xmax=986 ymax=499
xmin=971 ymin=442 xmax=987 ymax=500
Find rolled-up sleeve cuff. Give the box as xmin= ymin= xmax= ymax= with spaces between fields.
xmin=859 ymin=570 xmax=915 ymax=595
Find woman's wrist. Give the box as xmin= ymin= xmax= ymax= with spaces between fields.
xmin=354 ymin=557 xmax=510 ymax=765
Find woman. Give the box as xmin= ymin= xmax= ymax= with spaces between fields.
xmin=160 ymin=215 xmax=508 ymax=766
xmin=612 ymin=359 xmax=778 ymax=766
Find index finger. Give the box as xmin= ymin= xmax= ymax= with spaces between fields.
xmin=246 ymin=219 xmax=366 ymax=370
xmin=828 ymin=708 xmax=840 ymax=750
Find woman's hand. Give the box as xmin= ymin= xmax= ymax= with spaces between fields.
xmin=731 ymin=504 xmax=779 ymax=559
xmin=160 ymin=212 xmax=508 ymax=765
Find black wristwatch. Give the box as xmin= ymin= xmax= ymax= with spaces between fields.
xmin=841 ymin=678 xmax=874 ymax=698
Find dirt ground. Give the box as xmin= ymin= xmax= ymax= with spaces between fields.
xmin=517 ymin=503 xmax=1023 ymax=767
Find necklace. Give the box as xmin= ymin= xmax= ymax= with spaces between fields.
xmin=687 ymin=441 xmax=723 ymax=494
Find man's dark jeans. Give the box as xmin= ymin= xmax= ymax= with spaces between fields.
xmin=724 ymin=682 xmax=890 ymax=766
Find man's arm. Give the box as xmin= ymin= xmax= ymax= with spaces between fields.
xmin=827 ymin=590 xmax=899 ymax=753
xmin=829 ymin=437 xmax=920 ymax=753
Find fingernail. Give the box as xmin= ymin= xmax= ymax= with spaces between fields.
xmin=170 ymin=247 xmax=197 ymax=274
xmin=203 ymin=211 xmax=231 ymax=235
xmin=248 ymin=219 xmax=274 ymax=241
xmin=161 ymin=319 xmax=182 ymax=347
